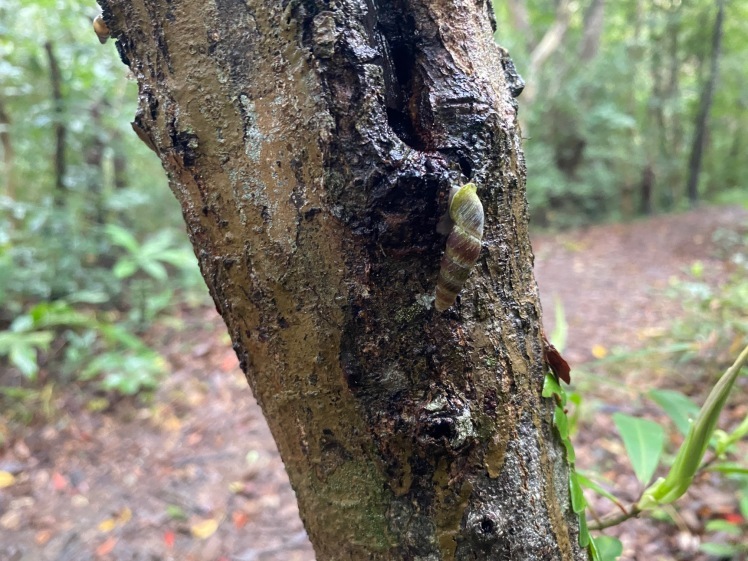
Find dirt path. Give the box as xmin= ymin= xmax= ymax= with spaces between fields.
xmin=1 ymin=205 xmax=745 ymax=561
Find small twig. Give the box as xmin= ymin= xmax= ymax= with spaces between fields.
xmin=588 ymin=505 xmax=640 ymax=531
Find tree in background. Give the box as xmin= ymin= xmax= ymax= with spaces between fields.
xmin=496 ymin=0 xmax=747 ymax=227
xmin=95 ymin=0 xmax=587 ymax=559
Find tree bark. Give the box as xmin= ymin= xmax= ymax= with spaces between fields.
xmin=0 ymin=98 xmax=16 ymax=212
xmin=44 ymin=41 xmax=67 ymax=205
xmin=96 ymin=1 xmax=584 ymax=559
xmin=579 ymin=0 xmax=605 ymax=63
xmin=686 ymin=0 xmax=724 ymax=206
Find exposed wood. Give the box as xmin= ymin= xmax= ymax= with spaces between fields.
xmin=96 ymin=1 xmax=586 ymax=559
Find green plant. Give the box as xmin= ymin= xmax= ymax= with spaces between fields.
xmin=544 ymin=343 xmax=748 ymax=560
xmin=0 ymin=300 xmax=167 ymax=395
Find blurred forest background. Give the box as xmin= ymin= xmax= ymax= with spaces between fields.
xmin=0 ymin=1 xmax=746 ymax=560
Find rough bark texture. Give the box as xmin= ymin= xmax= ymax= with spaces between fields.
xmin=96 ymin=1 xmax=585 ymax=559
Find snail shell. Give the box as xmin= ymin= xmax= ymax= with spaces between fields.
xmin=434 ymin=183 xmax=484 ymax=312
xmin=93 ymin=15 xmax=110 ymax=44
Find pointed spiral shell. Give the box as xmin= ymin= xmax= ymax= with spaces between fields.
xmin=434 ymin=183 xmax=484 ymax=312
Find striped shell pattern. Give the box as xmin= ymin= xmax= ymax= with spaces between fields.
xmin=434 ymin=183 xmax=484 ymax=312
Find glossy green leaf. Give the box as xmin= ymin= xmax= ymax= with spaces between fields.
xmin=542 ymin=372 xmax=564 ymax=400
xmin=612 ymin=413 xmax=665 ymax=485
xmin=555 ymin=405 xmax=570 ymax=440
xmin=569 ymin=471 xmax=586 ymax=514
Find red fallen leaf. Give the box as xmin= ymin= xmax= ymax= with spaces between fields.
xmin=722 ymin=513 xmax=744 ymax=524
xmin=52 ymin=472 xmax=68 ymax=491
xmin=542 ymin=333 xmax=571 ymax=384
xmin=95 ymin=536 xmax=117 ymax=557
xmin=163 ymin=530 xmax=176 ymax=548
xmin=220 ymin=353 xmax=239 ymax=372
xmin=231 ymin=510 xmax=249 ymax=529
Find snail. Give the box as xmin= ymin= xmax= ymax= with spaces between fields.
xmin=434 ymin=182 xmax=484 ymax=312
xmin=93 ymin=15 xmax=110 ymax=44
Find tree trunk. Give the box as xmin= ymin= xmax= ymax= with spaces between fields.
xmin=0 ymin=98 xmax=16 ymax=216
xmin=579 ymin=0 xmax=605 ymax=63
xmin=686 ymin=0 xmax=724 ymax=206
xmin=96 ymin=1 xmax=585 ymax=559
xmin=44 ymin=41 xmax=67 ymax=205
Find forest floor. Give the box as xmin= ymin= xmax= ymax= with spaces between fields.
xmin=1 ymin=204 xmax=746 ymax=561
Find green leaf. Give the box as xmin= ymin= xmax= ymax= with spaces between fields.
xmin=714 ymin=414 xmax=748 ymax=456
xmin=569 ymin=471 xmax=587 ymax=514
xmin=554 ymin=406 xmax=570 ymax=440
xmin=648 ymin=389 xmax=700 ymax=436
xmin=578 ymin=513 xmax=590 ymax=547
xmin=576 ymin=472 xmax=622 ymax=508
xmin=563 ymin=436 xmax=576 ymax=463
xmin=612 ymin=413 xmax=665 ymax=485
xmin=594 ymin=536 xmax=623 ymax=561
xmin=105 ymin=224 xmax=141 ymax=254
xmin=140 ymin=259 xmax=168 ymax=281
xmin=10 ymin=344 xmax=39 ymax=378
xmin=166 ymin=505 xmax=187 ymax=520
xmin=699 ymin=542 xmax=740 ymax=556
xmin=704 ymin=519 xmax=742 ymax=535
xmin=640 ymin=345 xmax=748 ymax=509
xmin=113 ymin=259 xmax=139 ymax=279
xmin=542 ymin=372 xmax=564 ymax=400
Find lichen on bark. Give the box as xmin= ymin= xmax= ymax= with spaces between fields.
xmin=97 ymin=0 xmax=587 ymax=559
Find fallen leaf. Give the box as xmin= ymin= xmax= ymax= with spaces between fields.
xmin=35 ymin=530 xmax=53 ymax=545
xmin=190 ymin=517 xmax=219 ymax=540
xmin=98 ymin=507 xmax=132 ymax=532
xmin=98 ymin=518 xmax=117 ymax=533
xmin=52 ymin=472 xmax=67 ymax=491
xmin=591 ymin=344 xmax=608 ymax=359
xmin=232 ymin=510 xmax=249 ymax=529
xmin=95 ymin=536 xmax=117 ymax=557
xmin=0 ymin=471 xmax=16 ymax=488
xmin=722 ymin=513 xmax=744 ymax=525
xmin=163 ymin=530 xmax=176 ymax=548
xmin=220 ymin=353 xmax=239 ymax=372
xmin=116 ymin=507 xmax=132 ymax=524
